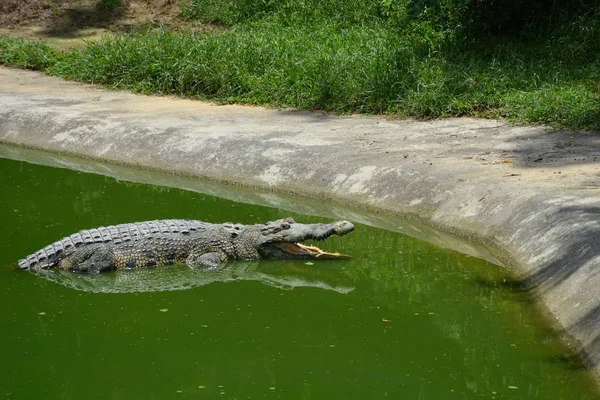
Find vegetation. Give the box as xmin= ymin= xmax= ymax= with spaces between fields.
xmin=1 ymin=0 xmax=599 ymax=130
xmin=0 ymin=36 xmax=57 ymax=70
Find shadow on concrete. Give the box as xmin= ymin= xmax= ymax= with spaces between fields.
xmin=520 ymin=205 xmax=600 ymax=366
xmin=504 ymin=129 xmax=600 ymax=169
xmin=522 ymin=206 xmax=600 ymax=290
xmin=570 ymin=304 xmax=600 ymax=367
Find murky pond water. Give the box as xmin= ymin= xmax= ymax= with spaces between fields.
xmin=1 ymin=156 xmax=598 ymax=399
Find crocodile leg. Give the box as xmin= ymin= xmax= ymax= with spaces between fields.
xmin=58 ymin=244 xmax=117 ymax=273
xmin=185 ymin=251 xmax=226 ymax=269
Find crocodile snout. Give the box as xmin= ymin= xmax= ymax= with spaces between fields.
xmin=334 ymin=221 xmax=354 ymax=236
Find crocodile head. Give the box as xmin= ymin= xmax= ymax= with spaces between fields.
xmin=256 ymin=218 xmax=354 ymax=260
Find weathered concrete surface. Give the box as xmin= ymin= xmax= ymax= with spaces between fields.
xmin=1 ymin=67 xmax=600 ymax=374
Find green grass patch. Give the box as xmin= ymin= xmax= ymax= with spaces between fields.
xmin=96 ymin=0 xmax=126 ymax=12
xmin=179 ymin=0 xmax=384 ymax=26
xmin=1 ymin=0 xmax=599 ymax=131
xmin=0 ymin=36 xmax=58 ymax=70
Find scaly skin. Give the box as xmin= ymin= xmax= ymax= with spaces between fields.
xmin=18 ymin=218 xmax=354 ymax=273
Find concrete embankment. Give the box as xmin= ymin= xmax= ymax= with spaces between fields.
xmin=1 ymin=66 xmax=600 ymax=378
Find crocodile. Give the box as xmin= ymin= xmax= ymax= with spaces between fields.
xmin=18 ymin=218 xmax=354 ymax=273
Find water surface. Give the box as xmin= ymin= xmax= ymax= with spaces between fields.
xmin=0 ymin=156 xmax=597 ymax=399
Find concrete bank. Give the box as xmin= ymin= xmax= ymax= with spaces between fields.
xmin=1 ymin=67 xmax=600 ymax=374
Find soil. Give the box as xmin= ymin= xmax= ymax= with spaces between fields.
xmin=0 ymin=0 xmax=210 ymax=49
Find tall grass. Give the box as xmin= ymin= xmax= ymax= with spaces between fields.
xmin=0 ymin=36 xmax=57 ymax=70
xmin=179 ymin=0 xmax=384 ymax=26
xmin=1 ymin=0 xmax=599 ymax=130
xmin=50 ymin=23 xmax=423 ymax=112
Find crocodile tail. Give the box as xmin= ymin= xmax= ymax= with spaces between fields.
xmin=17 ymin=220 xmax=205 ymax=270
xmin=18 ymin=240 xmax=68 ymax=270
xmin=17 ymin=230 xmax=91 ymax=270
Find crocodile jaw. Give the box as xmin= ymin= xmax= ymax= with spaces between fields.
xmin=259 ymin=242 xmax=351 ymax=260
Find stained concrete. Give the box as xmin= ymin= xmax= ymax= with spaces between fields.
xmin=1 ymin=66 xmax=600 ymax=376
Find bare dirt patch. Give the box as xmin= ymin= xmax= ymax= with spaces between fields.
xmin=0 ymin=0 xmax=212 ymax=49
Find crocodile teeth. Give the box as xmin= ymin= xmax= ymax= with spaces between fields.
xmin=282 ymin=243 xmax=350 ymax=259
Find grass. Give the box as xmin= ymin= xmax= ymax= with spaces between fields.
xmin=0 ymin=36 xmax=58 ymax=70
xmin=1 ymin=0 xmax=599 ymax=130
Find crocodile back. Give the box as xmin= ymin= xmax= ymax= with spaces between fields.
xmin=18 ymin=220 xmax=208 ymax=270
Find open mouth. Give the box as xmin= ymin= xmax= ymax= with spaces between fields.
xmin=260 ymin=242 xmax=351 ymax=259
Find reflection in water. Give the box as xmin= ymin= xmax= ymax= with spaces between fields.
xmin=2 ymin=155 xmax=600 ymax=400
xmin=31 ymin=262 xmax=354 ymax=294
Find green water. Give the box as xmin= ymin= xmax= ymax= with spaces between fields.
xmin=0 ymin=156 xmax=597 ymax=400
